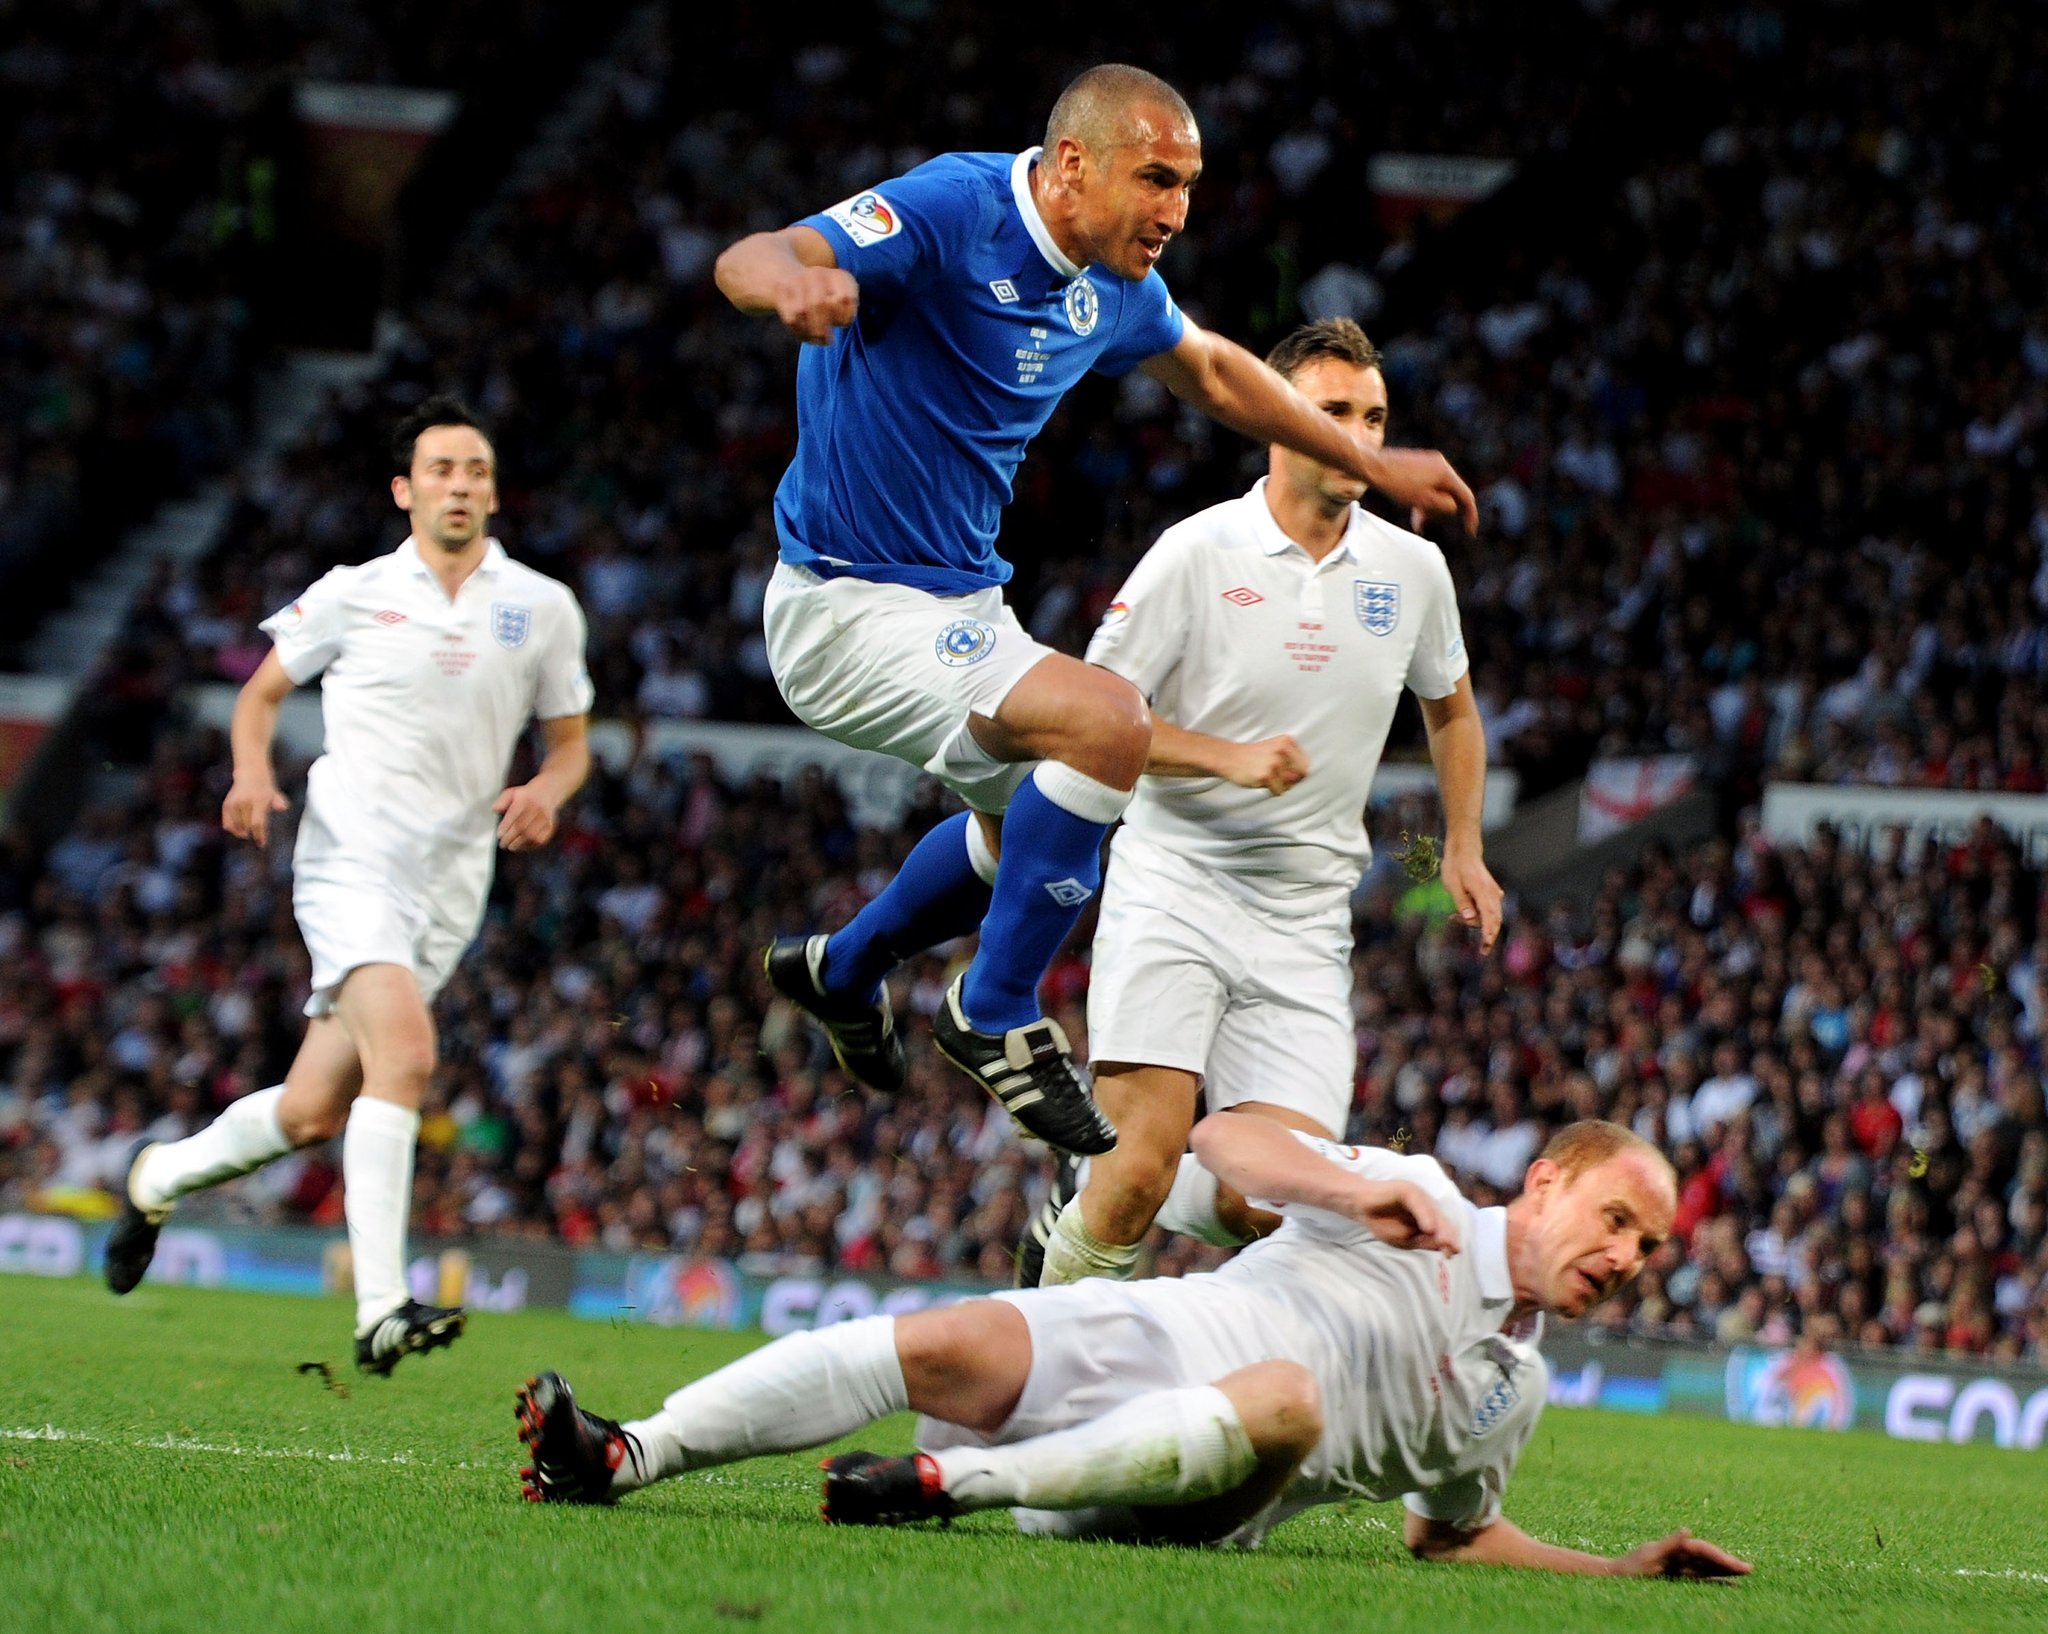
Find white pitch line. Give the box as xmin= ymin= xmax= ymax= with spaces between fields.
xmin=2 ymin=1424 xmax=445 ymax=1467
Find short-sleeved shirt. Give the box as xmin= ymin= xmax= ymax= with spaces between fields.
xmin=777 ymin=148 xmax=1185 ymax=595
xmin=1218 ymin=1136 xmax=1546 ymax=1531
xmin=1086 ymin=482 xmax=1469 ymax=916
xmin=260 ymin=537 xmax=593 ymax=920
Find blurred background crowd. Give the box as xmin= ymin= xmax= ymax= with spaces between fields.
xmin=2 ymin=0 xmax=2044 ymax=1364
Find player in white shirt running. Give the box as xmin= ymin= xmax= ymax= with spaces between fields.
xmin=104 ymin=397 xmax=595 ymax=1375
xmin=1021 ymin=317 xmax=1505 ymax=1288
xmin=516 ymin=1118 xmax=1749 ymax=1580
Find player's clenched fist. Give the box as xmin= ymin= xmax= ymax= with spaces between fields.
xmin=1350 ymin=1179 xmax=1462 ymax=1254
xmin=222 ymin=774 xmax=289 ymax=848
xmin=493 ymin=783 xmax=560 ymax=852
xmin=775 ymin=266 xmax=859 ymax=345
xmin=1224 ymin=733 xmax=1310 ymax=796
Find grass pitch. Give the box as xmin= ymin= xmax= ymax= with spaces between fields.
xmin=3 ymin=1277 xmax=2044 ymax=1634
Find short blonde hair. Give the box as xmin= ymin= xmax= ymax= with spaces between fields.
xmin=1538 ymin=1119 xmax=1672 ymax=1187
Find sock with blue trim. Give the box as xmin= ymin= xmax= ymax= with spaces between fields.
xmin=820 ymin=812 xmax=998 ymax=1000
xmin=959 ymin=761 xmax=1130 ymax=1034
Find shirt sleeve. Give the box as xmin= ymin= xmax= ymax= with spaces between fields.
xmin=1091 ymin=271 xmax=1186 ymax=377
xmin=1083 ymin=530 xmax=1197 ymax=698
xmin=797 ymin=159 xmax=987 ymax=302
xmin=534 ymin=592 xmax=596 ymax=720
xmin=1400 ymin=1381 xmax=1541 ymax=1532
xmin=1404 ymin=548 xmax=1470 ymax=701
xmin=258 ymin=570 xmax=348 ymax=684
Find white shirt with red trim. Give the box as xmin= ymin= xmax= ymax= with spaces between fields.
xmin=260 ymin=536 xmax=592 ymax=916
xmin=1085 ymin=481 xmax=1468 ymax=916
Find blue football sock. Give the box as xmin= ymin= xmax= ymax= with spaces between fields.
xmin=821 ymin=813 xmax=994 ymax=1001
xmin=959 ymin=763 xmax=1130 ymax=1033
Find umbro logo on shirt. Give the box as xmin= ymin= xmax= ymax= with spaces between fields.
xmin=1221 ymin=587 xmax=1265 ymax=607
xmin=989 ymin=279 xmax=1020 ymax=304
xmin=373 ymin=610 xmax=408 ymax=625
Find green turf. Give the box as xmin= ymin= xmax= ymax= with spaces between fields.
xmin=2 ymin=1277 xmax=2044 ymax=1634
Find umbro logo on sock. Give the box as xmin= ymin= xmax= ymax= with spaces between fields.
xmin=1043 ymin=878 xmax=1093 ymax=907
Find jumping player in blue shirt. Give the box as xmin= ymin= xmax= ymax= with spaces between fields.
xmin=718 ymin=65 xmax=1477 ymax=1157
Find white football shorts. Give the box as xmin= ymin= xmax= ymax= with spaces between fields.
xmin=1087 ymin=833 xmax=1357 ymax=1134
xmin=293 ymin=871 xmax=479 ymax=1019
xmin=915 ymin=1275 xmax=1294 ymax=1543
xmin=762 ymin=561 xmax=1053 ymax=813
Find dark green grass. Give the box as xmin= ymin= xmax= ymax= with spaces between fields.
xmin=2 ymin=1277 xmax=2043 ymax=1634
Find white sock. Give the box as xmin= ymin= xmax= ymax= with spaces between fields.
xmin=1038 ymin=1197 xmax=1140 ymax=1287
xmin=1154 ymin=1153 xmax=1257 ymax=1248
xmin=133 ymin=1086 xmax=292 ymax=1213
xmin=344 ymin=1097 xmax=420 ymax=1334
xmin=931 ymin=1384 xmax=1255 ymax=1512
xmin=619 ymin=1315 xmax=908 ymax=1491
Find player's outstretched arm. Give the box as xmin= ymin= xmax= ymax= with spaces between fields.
xmin=1405 ymin=1512 xmax=1752 ymax=1578
xmin=714 ymin=226 xmax=859 ymax=344
xmin=1142 ymin=325 xmax=1478 ymax=532
xmin=1417 ymin=677 xmax=1502 ymax=953
xmin=1189 ymin=1115 xmax=1460 ymax=1252
xmin=221 ymin=650 xmax=295 ymax=848
xmin=1144 ymin=715 xmax=1308 ymax=794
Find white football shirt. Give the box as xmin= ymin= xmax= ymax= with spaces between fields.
xmin=1086 ymin=480 xmax=1468 ymax=915
xmin=1221 ymin=1135 xmax=1546 ymax=1532
xmin=261 ymin=536 xmax=594 ymax=920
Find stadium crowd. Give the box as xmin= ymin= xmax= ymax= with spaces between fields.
xmin=2 ymin=732 xmax=2044 ymax=1363
xmin=91 ymin=2 xmax=2048 ymax=805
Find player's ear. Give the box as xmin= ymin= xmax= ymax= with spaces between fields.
xmin=1522 ymin=1157 xmax=1560 ymax=1207
xmin=391 ymin=475 xmax=411 ymax=511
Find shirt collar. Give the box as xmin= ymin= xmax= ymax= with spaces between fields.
xmin=1245 ymin=478 xmax=1365 ymax=565
xmin=1011 ymin=148 xmax=1083 ymax=279
xmin=398 ymin=535 xmax=507 ymax=576
xmin=1469 ymin=1203 xmax=1515 ymax=1304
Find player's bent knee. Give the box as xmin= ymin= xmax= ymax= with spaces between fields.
xmin=1230 ymin=1362 xmax=1324 ymax=1460
xmin=280 ymin=1101 xmax=350 ymax=1146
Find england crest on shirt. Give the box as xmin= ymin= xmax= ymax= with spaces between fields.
xmin=491 ymin=601 xmax=532 ymax=649
xmin=1354 ymin=580 xmax=1400 ymax=636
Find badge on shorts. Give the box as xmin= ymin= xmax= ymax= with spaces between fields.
xmin=1354 ymin=580 xmax=1400 ymax=636
xmin=491 ymin=602 xmax=532 ymax=649
xmin=935 ymin=618 xmax=997 ymax=667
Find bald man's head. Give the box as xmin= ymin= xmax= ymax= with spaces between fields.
xmin=1033 ymin=64 xmax=1201 ymax=281
xmin=1045 ymin=64 xmax=1196 ymax=156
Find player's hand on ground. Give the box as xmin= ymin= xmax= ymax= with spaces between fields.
xmin=1611 ymin=1528 xmax=1752 ymax=1579
xmin=1369 ymin=448 xmax=1479 ymax=534
xmin=494 ymin=783 xmax=559 ymax=851
xmin=222 ymin=775 xmax=289 ymax=847
xmin=1223 ymin=734 xmax=1310 ymax=795
xmin=1350 ymin=1180 xmax=1460 ymax=1255
xmin=776 ymin=266 xmax=859 ymax=344
xmin=1440 ymin=840 xmax=1503 ymax=954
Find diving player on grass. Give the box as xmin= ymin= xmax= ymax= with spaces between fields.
xmin=718 ymin=63 xmax=1477 ymax=1157
xmin=516 ymin=1119 xmax=1749 ymax=1579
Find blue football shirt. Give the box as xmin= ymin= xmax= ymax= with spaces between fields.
xmin=776 ymin=148 xmax=1186 ymax=594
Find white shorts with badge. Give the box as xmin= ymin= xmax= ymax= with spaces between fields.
xmin=293 ymin=872 xmax=479 ymax=1019
xmin=762 ymin=561 xmax=1053 ymax=813
xmin=1087 ymin=834 xmax=1357 ymax=1134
